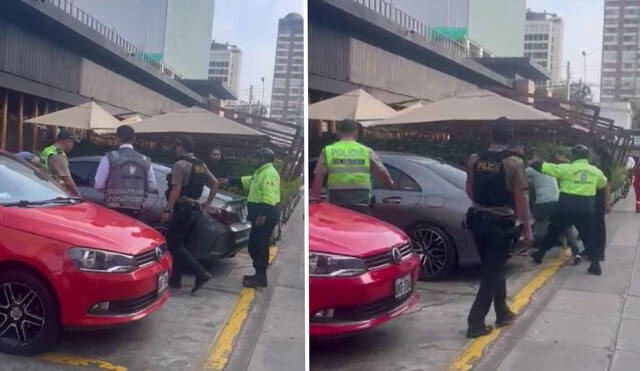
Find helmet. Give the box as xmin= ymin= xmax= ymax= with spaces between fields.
xmin=255 ymin=148 xmax=275 ymax=162
xmin=571 ymin=144 xmax=590 ymax=160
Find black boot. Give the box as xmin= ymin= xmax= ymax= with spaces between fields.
xmin=192 ymin=272 xmax=213 ymax=294
xmin=531 ymin=249 xmax=544 ymax=264
xmin=496 ymin=311 xmax=517 ymax=328
xmin=588 ymin=262 xmax=602 ymax=276
xmin=169 ymin=275 xmax=182 ymax=289
xmin=466 ymin=324 xmax=493 ymax=338
xmin=243 ymin=274 xmax=268 ymax=288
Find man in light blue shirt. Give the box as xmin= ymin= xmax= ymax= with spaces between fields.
xmin=526 ymin=150 xmax=584 ymax=264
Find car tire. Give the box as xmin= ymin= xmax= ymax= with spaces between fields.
xmin=408 ymin=224 xmax=457 ymax=281
xmin=199 ymin=258 xmax=218 ymax=270
xmin=0 ymin=270 xmax=61 ymax=356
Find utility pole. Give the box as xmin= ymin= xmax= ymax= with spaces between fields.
xmin=582 ymin=50 xmax=587 ymax=88
xmin=261 ymin=77 xmax=265 ymax=117
xmin=566 ymin=61 xmax=571 ymax=101
xmin=248 ymin=85 xmax=253 ymax=115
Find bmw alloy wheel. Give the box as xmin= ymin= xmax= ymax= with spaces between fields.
xmin=410 ymin=225 xmax=455 ymax=280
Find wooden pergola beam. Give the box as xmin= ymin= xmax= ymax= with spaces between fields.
xmin=17 ymin=93 xmax=24 ymax=152
xmin=31 ymin=97 xmax=39 ymax=152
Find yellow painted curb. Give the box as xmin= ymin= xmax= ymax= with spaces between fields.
xmin=200 ymin=246 xmax=279 ymax=371
xmin=37 ymin=353 xmax=128 ymax=371
xmin=447 ymin=249 xmax=570 ymax=371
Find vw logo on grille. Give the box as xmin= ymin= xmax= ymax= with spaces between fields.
xmin=391 ymin=248 xmax=402 ymax=264
xmin=155 ymin=246 xmax=163 ymax=262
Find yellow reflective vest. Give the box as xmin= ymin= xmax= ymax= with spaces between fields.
xmin=240 ymin=163 xmax=281 ymax=206
xmin=541 ymin=159 xmax=608 ymax=196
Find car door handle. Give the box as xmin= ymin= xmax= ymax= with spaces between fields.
xmin=382 ymin=196 xmax=402 ymax=204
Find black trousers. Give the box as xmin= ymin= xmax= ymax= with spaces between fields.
xmin=247 ymin=203 xmax=279 ymax=279
xmin=593 ymin=193 xmax=607 ymax=259
xmin=467 ymin=210 xmax=516 ymax=326
xmin=166 ymin=202 xmax=208 ymax=283
xmin=539 ymin=206 xmax=597 ymax=261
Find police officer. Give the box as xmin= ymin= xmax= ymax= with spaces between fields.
xmin=310 ymin=119 xmax=394 ymax=215
xmin=465 ymin=117 xmax=533 ymax=338
xmin=225 ymin=148 xmax=280 ymax=288
xmin=40 ymin=129 xmax=80 ymax=197
xmin=94 ymin=125 xmax=157 ymax=218
xmin=161 ymin=135 xmax=219 ymax=294
xmin=530 ymin=145 xmax=608 ymax=275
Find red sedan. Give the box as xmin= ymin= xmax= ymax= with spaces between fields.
xmin=0 ymin=152 xmax=171 ymax=355
xmin=309 ymin=202 xmax=420 ymax=337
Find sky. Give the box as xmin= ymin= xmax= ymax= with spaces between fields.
xmin=526 ymin=0 xmax=604 ymax=101
xmin=212 ymin=0 xmax=304 ymax=105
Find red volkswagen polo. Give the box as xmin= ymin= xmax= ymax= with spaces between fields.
xmin=0 ymin=152 xmax=171 ymax=355
xmin=309 ymin=202 xmax=420 ymax=337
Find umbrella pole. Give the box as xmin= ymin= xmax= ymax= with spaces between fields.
xmin=17 ymin=93 xmax=24 ymax=152
xmin=30 ymin=98 xmax=39 ymax=152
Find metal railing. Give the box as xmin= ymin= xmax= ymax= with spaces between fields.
xmin=352 ymin=0 xmax=494 ymax=57
xmin=46 ymin=0 xmax=183 ymax=80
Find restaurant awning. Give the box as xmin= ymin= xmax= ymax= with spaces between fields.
xmin=131 ymin=106 xmax=267 ymax=138
xmin=24 ymin=101 xmax=121 ymax=131
xmin=371 ymin=90 xmax=564 ymax=127
xmin=309 ymin=88 xmax=398 ymax=122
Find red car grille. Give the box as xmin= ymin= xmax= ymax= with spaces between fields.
xmin=109 ymin=291 xmax=158 ymax=315
xmin=134 ymin=244 xmax=167 ymax=267
xmin=332 ymin=293 xmax=413 ymax=322
xmin=362 ymin=243 xmax=414 ymax=270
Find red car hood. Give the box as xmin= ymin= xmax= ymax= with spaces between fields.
xmin=309 ymin=203 xmax=409 ymax=258
xmin=1 ymin=201 xmax=163 ymax=254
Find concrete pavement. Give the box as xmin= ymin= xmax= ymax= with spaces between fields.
xmin=476 ymin=194 xmax=640 ymax=371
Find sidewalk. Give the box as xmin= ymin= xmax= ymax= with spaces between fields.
xmin=477 ymin=194 xmax=640 ymax=371
xmin=226 ymin=200 xmax=305 ymax=371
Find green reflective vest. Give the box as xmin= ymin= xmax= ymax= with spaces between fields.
xmin=240 ymin=163 xmax=281 ymax=206
xmin=541 ymin=159 xmax=608 ymax=197
xmin=40 ymin=144 xmax=64 ymax=171
xmin=325 ymin=140 xmax=371 ymax=192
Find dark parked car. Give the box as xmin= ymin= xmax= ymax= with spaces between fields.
xmin=310 ymin=152 xmax=480 ymax=280
xmin=69 ymin=156 xmax=251 ymax=265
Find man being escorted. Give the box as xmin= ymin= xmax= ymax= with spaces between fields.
xmin=226 ymin=148 xmax=280 ymax=288
xmin=465 ymin=117 xmax=533 ymax=338
xmin=40 ymin=129 xmax=80 ymax=197
xmin=530 ymin=145 xmax=608 ymax=275
xmin=162 ymin=135 xmax=219 ymax=293
xmin=94 ymin=125 xmax=157 ymax=217
xmin=311 ymin=119 xmax=394 ymax=215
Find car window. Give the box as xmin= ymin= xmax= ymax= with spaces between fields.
xmin=69 ymin=161 xmax=98 ymax=187
xmin=0 ymin=155 xmax=69 ymax=203
xmin=427 ymin=162 xmax=466 ymax=190
xmin=374 ymin=165 xmax=421 ymax=192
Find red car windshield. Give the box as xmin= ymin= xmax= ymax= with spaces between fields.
xmin=0 ymin=154 xmax=70 ymax=205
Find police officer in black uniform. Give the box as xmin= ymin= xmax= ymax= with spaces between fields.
xmin=162 ymin=135 xmax=220 ymax=294
xmin=465 ymin=118 xmax=533 ymax=338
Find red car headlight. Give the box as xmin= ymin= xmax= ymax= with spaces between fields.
xmin=68 ymin=247 xmax=138 ymax=273
xmin=309 ymin=252 xmax=367 ymax=277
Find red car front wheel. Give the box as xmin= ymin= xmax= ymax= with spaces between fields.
xmin=0 ymin=270 xmax=61 ymax=355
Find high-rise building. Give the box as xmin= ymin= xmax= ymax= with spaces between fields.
xmin=600 ymin=0 xmax=640 ymax=102
xmin=209 ymin=42 xmax=242 ymax=96
xmin=390 ymin=0 xmax=526 ymax=56
xmin=270 ymin=13 xmax=304 ymax=123
xmin=71 ymin=0 xmax=215 ymax=79
xmin=524 ymin=10 xmax=564 ymax=85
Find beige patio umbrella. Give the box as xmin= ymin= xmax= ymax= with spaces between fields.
xmin=132 ymin=106 xmax=267 ymax=138
xmin=371 ymin=90 xmax=564 ymax=127
xmin=24 ymin=101 xmax=121 ymax=132
xmin=308 ymin=88 xmax=398 ymax=122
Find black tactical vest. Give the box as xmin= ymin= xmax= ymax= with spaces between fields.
xmin=472 ymin=151 xmax=514 ymax=208
xmin=179 ymin=157 xmax=206 ymax=199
